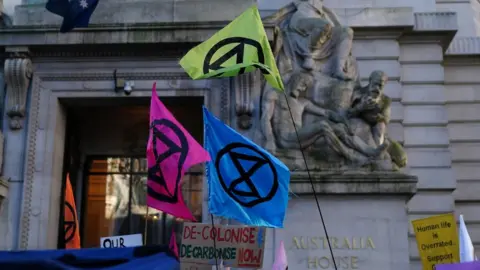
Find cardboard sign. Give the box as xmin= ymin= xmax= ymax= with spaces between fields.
xmin=180 ymin=223 xmax=266 ymax=268
xmin=412 ymin=214 xmax=460 ymax=270
xmin=100 ymin=234 xmax=143 ymax=248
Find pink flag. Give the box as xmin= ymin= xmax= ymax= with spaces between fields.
xmin=169 ymin=228 xmax=179 ymax=259
xmin=272 ymin=240 xmax=288 ymax=270
xmin=147 ymin=82 xmax=210 ymax=220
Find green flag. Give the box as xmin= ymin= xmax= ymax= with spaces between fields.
xmin=179 ymin=5 xmax=284 ymax=91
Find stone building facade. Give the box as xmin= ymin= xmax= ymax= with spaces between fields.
xmin=0 ymin=0 xmax=478 ymax=269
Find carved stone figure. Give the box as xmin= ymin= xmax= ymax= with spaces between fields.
xmin=259 ymin=0 xmax=407 ymax=171
xmin=260 ymin=72 xmax=387 ymax=168
xmin=267 ymin=0 xmax=358 ymax=81
xmin=348 ymin=70 xmax=391 ymax=146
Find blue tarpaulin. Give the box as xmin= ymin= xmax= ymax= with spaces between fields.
xmin=0 ymin=245 xmax=179 ymax=270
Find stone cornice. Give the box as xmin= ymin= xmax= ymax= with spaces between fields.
xmin=414 ymin=12 xmax=457 ymax=31
xmin=446 ymin=37 xmax=480 ymax=55
xmin=290 ymin=172 xmax=418 ymax=198
xmin=0 ymin=9 xmax=458 ymax=53
xmin=398 ymin=12 xmax=457 ymax=51
xmin=444 ymin=37 xmax=480 ymax=64
xmin=0 ymin=21 xmax=266 ymax=46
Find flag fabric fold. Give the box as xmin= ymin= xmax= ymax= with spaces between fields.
xmin=46 ymin=0 xmax=99 ymax=33
xmin=64 ymin=174 xmax=81 ymax=249
xmin=179 ymin=5 xmax=284 ymax=91
xmin=272 ymin=240 xmax=288 ymax=270
xmin=147 ymin=83 xmax=211 ymax=221
xmin=460 ymin=215 xmax=476 ymax=262
xmin=203 ymin=107 xmax=290 ymax=227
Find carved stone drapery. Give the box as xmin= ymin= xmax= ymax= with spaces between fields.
xmin=4 ymin=50 xmax=33 ymax=130
xmin=234 ymin=73 xmax=255 ymax=130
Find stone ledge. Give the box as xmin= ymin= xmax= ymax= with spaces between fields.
xmin=0 ymin=21 xmax=265 ymax=46
xmin=0 ymin=8 xmax=457 ymax=47
xmin=414 ymin=12 xmax=457 ymax=31
xmin=13 ymin=0 xmax=256 ymax=26
xmin=290 ymin=171 xmax=418 ymax=197
xmin=446 ymin=37 xmax=480 ymax=55
xmin=399 ymin=12 xmax=457 ymax=51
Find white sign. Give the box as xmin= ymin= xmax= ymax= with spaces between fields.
xmin=100 ymin=234 xmax=143 ymax=248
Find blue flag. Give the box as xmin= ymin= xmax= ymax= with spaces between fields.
xmin=46 ymin=0 xmax=99 ymax=33
xmin=203 ymin=107 xmax=290 ymax=228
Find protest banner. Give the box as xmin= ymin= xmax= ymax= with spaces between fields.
xmin=412 ymin=213 xmax=460 ymax=270
xmin=180 ymin=222 xmax=266 ymax=268
xmin=100 ymin=234 xmax=143 ymax=248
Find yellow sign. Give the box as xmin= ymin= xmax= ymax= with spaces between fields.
xmin=412 ymin=213 xmax=459 ymax=270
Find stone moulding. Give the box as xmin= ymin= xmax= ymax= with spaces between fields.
xmin=0 ymin=22 xmax=275 ymax=46
xmin=290 ymin=172 xmax=418 ymax=198
xmin=446 ymin=37 xmax=480 ymax=55
xmin=0 ymin=9 xmax=457 ymax=47
xmin=234 ymin=73 xmax=255 ymax=130
xmin=400 ymin=12 xmax=458 ymax=52
xmin=4 ymin=51 xmax=33 ymax=130
xmin=17 ymin=70 xmax=231 ymax=249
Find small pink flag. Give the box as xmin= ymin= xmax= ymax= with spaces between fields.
xmin=272 ymin=240 xmax=288 ymax=270
xmin=169 ymin=229 xmax=179 ymax=259
xmin=147 ymin=82 xmax=210 ymax=220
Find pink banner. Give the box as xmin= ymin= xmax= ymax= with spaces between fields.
xmin=272 ymin=240 xmax=288 ymax=270
xmin=169 ymin=228 xmax=179 ymax=259
xmin=147 ymin=82 xmax=210 ymax=220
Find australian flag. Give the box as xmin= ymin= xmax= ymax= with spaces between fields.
xmin=46 ymin=0 xmax=99 ymax=33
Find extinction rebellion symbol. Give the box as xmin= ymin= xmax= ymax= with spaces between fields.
xmin=147 ymin=118 xmax=189 ymax=203
xmin=64 ymin=201 xmax=77 ymax=244
xmin=203 ymin=37 xmax=269 ymax=77
xmin=214 ymin=142 xmax=279 ymax=208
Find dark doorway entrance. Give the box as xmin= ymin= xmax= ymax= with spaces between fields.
xmin=59 ymin=97 xmax=204 ymax=248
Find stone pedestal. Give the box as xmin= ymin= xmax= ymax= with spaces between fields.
xmin=262 ymin=172 xmax=417 ymax=270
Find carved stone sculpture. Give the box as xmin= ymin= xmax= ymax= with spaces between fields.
xmin=269 ymin=0 xmax=359 ymax=82
xmin=235 ymin=74 xmax=255 ymax=130
xmin=260 ymin=0 xmax=407 ymax=171
xmin=4 ymin=49 xmax=33 ymax=130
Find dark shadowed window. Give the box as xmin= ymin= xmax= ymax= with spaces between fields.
xmin=81 ymin=156 xmax=203 ymax=248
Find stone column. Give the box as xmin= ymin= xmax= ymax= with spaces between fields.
xmin=0 ymin=55 xmax=8 ymax=249
xmin=1 ymin=46 xmax=32 ymax=250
